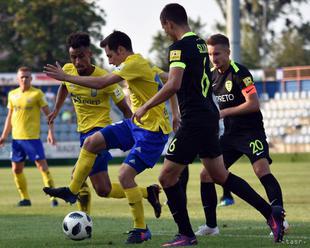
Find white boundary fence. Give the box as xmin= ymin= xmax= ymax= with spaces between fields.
xmin=0 ymin=141 xmax=129 ymax=160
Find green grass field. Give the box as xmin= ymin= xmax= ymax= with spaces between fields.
xmin=0 ymin=161 xmax=309 ymax=247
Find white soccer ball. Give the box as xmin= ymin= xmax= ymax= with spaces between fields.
xmin=62 ymin=211 xmax=93 ymax=241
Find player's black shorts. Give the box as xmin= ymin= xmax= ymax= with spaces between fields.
xmin=165 ymin=125 xmax=222 ymax=165
xmin=220 ymin=131 xmax=272 ymax=168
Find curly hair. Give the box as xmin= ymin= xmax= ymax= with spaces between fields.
xmin=67 ymin=32 xmax=90 ymax=49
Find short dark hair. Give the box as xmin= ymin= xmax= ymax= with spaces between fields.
xmin=100 ymin=31 xmax=133 ymax=52
xmin=67 ymin=32 xmax=90 ymax=49
xmin=160 ymin=3 xmax=188 ymax=25
xmin=206 ymin=34 xmax=230 ymax=48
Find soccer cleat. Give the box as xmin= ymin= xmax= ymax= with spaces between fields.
xmin=17 ymin=199 xmax=31 ymax=207
xmin=269 ymin=219 xmax=289 ymax=236
xmin=195 ymin=224 xmax=220 ymax=236
xmin=125 ymin=226 xmax=152 ymax=244
xmin=43 ymin=187 xmax=77 ymax=204
xmin=218 ymin=196 xmax=235 ymax=207
xmin=147 ymin=184 xmax=162 ymax=218
xmin=267 ymin=205 xmax=285 ymax=242
xmin=51 ymin=198 xmax=59 ymax=207
xmin=162 ymin=234 xmax=198 ymax=247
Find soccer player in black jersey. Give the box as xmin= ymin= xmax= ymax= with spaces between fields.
xmin=133 ymin=3 xmax=285 ymax=246
xmin=195 ymin=33 xmax=288 ymax=237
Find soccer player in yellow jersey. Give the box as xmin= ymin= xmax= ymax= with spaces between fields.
xmin=48 ymin=32 xmax=162 ymax=215
xmin=43 ymin=30 xmax=178 ymax=244
xmin=0 ymin=66 xmax=58 ymax=207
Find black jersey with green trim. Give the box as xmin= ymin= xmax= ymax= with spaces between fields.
xmin=168 ymin=33 xmax=219 ymax=127
xmin=211 ymin=61 xmax=264 ymax=134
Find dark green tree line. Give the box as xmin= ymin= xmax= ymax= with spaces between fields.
xmin=0 ymin=0 xmax=106 ymax=72
xmin=215 ymin=0 xmax=310 ymax=68
xmin=150 ymin=0 xmax=310 ymax=69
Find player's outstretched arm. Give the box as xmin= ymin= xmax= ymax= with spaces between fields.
xmin=169 ymin=94 xmax=181 ymax=132
xmin=48 ymin=84 xmax=68 ymax=125
xmin=116 ymin=98 xmax=133 ymax=119
xmin=0 ymin=109 xmax=13 ymax=148
xmin=47 ymin=123 xmax=57 ymax=146
xmin=220 ymin=90 xmax=260 ymax=118
xmin=133 ymin=67 xmax=183 ymax=124
xmin=158 ymin=70 xmax=181 ymax=131
xmin=44 ymin=62 xmax=123 ymax=89
xmin=42 ymin=106 xmax=57 ymax=145
xmin=159 ymin=71 xmax=169 ymax=83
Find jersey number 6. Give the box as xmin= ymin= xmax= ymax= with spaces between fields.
xmin=201 ymin=57 xmax=211 ymax=98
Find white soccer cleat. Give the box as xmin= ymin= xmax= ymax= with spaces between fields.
xmin=283 ymin=219 xmax=289 ymax=233
xmin=269 ymin=219 xmax=289 ymax=236
xmin=195 ymin=224 xmax=220 ymax=236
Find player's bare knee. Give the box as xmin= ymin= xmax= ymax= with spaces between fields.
xmin=83 ymin=136 xmax=97 ymax=153
xmin=253 ymin=162 xmax=270 ymax=178
xmin=158 ymin=175 xmax=167 ymax=188
xmin=200 ymin=168 xmax=213 ymax=182
xmin=254 ymin=167 xmax=270 ymax=178
xmin=12 ymin=167 xmax=22 ymax=174
xmin=84 ymin=134 xmax=107 ymax=154
xmin=159 ymin=173 xmax=177 ymax=188
xmin=37 ymin=164 xmax=47 ymax=172
xmin=95 ymin=187 xmax=111 ymax=197
xmin=211 ymin=172 xmax=228 ymax=185
xmin=118 ymin=172 xmax=131 ymax=188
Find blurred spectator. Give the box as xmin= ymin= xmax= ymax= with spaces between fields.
xmin=0 ymin=87 xmax=7 ymax=106
xmin=64 ymin=95 xmax=71 ymax=104
xmin=45 ymin=87 xmax=56 ymax=108
xmin=61 ymin=109 xmax=72 ymax=124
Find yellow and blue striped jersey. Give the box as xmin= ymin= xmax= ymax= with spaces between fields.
xmin=63 ymin=63 xmax=125 ymax=133
xmin=112 ymin=54 xmax=171 ymax=134
xmin=8 ymin=86 xmax=47 ymax=139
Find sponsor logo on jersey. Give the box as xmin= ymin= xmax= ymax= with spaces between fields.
xmin=12 ymin=94 xmax=21 ymax=99
xmin=113 ymin=88 xmax=123 ymax=99
xmin=197 ymin=43 xmax=208 ymax=53
xmin=245 ymin=87 xmax=255 ymax=94
xmin=243 ymin=76 xmax=253 ymax=87
xmin=170 ymin=50 xmax=181 ymax=61
xmin=216 ymin=94 xmax=235 ymax=102
xmin=225 ymin=80 xmax=233 ymax=92
xmin=71 ymin=94 xmax=101 ymax=105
